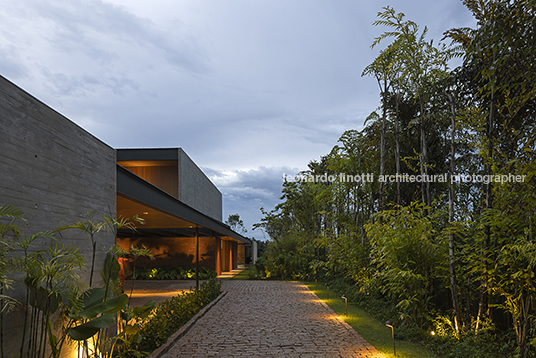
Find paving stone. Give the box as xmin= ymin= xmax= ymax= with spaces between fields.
xmin=162 ymin=281 xmax=385 ymax=357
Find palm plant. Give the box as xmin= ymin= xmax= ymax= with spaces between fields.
xmin=0 ymin=204 xmax=26 ymax=356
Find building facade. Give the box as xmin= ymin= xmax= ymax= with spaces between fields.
xmin=0 ymin=75 xmax=251 ymax=357
xmin=116 ymin=148 xmax=250 ymax=276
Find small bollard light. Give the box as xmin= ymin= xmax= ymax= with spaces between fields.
xmin=385 ymin=320 xmax=396 ymax=357
xmin=306 ymin=273 xmax=310 ymax=282
xmin=314 ymin=277 xmax=317 ymax=290
xmin=325 ymin=283 xmax=329 ymax=299
xmin=341 ymin=294 xmax=348 ymax=316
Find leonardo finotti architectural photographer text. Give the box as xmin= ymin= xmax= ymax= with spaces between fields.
xmin=283 ymin=173 xmax=526 ymax=184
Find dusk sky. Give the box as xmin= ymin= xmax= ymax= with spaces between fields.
xmin=0 ymin=0 xmax=476 ymax=240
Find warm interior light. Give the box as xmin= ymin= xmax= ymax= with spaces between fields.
xmin=143 ymin=211 xmax=149 ymax=215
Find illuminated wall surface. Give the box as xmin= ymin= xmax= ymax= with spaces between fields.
xmin=0 ymin=75 xmax=116 ymax=357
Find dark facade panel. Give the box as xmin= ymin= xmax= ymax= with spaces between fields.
xmin=117 ymin=148 xmax=222 ymax=221
xmin=117 ymin=147 xmax=179 ymax=161
xmin=117 ymin=165 xmax=250 ymax=244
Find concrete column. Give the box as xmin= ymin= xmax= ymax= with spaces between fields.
xmin=228 ymin=241 xmax=233 ymax=271
xmin=232 ymin=242 xmax=238 ymax=269
xmin=215 ymin=236 xmax=221 ymax=275
xmin=196 ymin=226 xmax=199 ymax=290
xmin=238 ymin=244 xmax=245 ymax=265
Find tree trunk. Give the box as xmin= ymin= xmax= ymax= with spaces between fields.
xmin=447 ymin=92 xmax=463 ymax=334
xmin=379 ymin=78 xmax=387 ymax=213
xmin=518 ymin=293 xmax=531 ymax=358
xmin=476 ymin=93 xmax=495 ymax=336
xmin=419 ymin=100 xmax=430 ymax=215
xmin=395 ymin=91 xmax=401 ymax=206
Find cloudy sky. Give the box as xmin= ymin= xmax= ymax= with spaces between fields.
xmin=0 ymin=0 xmax=475 ymax=239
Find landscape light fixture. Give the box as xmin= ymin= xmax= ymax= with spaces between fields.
xmin=385 ymin=320 xmax=396 ymax=357
xmin=314 ymin=276 xmax=317 ymax=290
xmin=341 ymin=294 xmax=348 ymax=316
xmin=325 ymin=283 xmax=329 ymax=299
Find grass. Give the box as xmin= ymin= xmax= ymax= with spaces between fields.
xmin=304 ymin=280 xmax=436 ymax=358
xmin=229 ymin=265 xmax=256 ymax=280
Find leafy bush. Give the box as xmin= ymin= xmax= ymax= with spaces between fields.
xmin=134 ymin=266 xmax=217 ymax=280
xmin=254 ymin=233 xmax=314 ymax=280
xmin=117 ymin=278 xmax=222 ymax=358
xmin=318 ymin=275 xmax=517 ymax=358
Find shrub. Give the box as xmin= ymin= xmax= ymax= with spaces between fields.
xmin=317 ymin=275 xmax=518 ymax=358
xmin=118 ymin=278 xmax=222 ymax=357
xmin=134 ymin=266 xmax=217 ymax=280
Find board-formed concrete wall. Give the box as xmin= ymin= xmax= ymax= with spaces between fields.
xmin=0 ymin=75 xmax=116 ymax=356
xmin=178 ymin=148 xmax=222 ymax=221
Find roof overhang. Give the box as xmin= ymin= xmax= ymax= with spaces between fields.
xmin=116 ymin=165 xmax=251 ymax=244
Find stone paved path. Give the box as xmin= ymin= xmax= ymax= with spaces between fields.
xmin=162 ymin=280 xmax=384 ymax=357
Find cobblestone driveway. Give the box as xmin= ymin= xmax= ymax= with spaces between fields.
xmin=162 ymin=280 xmax=384 ymax=357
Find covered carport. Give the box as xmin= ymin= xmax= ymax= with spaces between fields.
xmin=116 ymin=165 xmax=251 ymax=285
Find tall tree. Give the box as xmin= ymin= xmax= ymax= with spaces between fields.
xmin=225 ymin=214 xmax=247 ymax=235
xmin=372 ymin=6 xmax=451 ymax=212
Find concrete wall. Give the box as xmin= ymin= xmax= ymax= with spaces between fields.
xmin=0 ymin=75 xmax=116 ymax=357
xmin=178 ymin=149 xmax=222 ymax=221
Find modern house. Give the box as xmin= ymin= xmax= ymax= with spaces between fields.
xmin=0 ymin=74 xmax=251 ymax=356
xmin=116 ymin=148 xmax=251 ymax=276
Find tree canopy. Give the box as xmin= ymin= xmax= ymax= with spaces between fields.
xmin=256 ymin=2 xmax=536 ymax=357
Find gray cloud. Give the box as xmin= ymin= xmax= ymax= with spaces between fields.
xmin=204 ymin=166 xmax=300 ymax=238
xmin=0 ymin=0 xmax=476 ymax=240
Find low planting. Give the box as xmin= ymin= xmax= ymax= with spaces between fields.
xmin=305 ymin=279 xmax=433 ymax=358
xmin=117 ymin=278 xmax=222 ymax=357
xmin=312 ymin=275 xmax=516 ymax=358
xmin=1 ymin=205 xmax=223 ymax=358
xmin=134 ymin=265 xmax=217 ymax=280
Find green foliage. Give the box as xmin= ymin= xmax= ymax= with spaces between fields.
xmin=255 ymin=232 xmax=314 ymax=280
xmin=134 ymin=265 xmax=217 ymax=280
xmin=0 ymin=205 xmax=152 ymax=358
xmin=225 ymin=213 xmax=247 ymax=234
xmin=256 ymin=2 xmax=536 ymax=356
xmin=366 ymin=203 xmax=445 ymax=324
xmin=117 ymin=279 xmax=222 ymax=358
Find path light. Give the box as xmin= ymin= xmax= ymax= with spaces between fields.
xmin=341 ymin=294 xmax=348 ymax=316
xmin=385 ymin=320 xmax=396 ymax=357
xmin=314 ymin=277 xmax=317 ymax=290
xmin=325 ymin=283 xmax=329 ymax=299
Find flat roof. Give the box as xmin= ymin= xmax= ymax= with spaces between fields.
xmin=117 ymin=148 xmax=182 ymax=161
xmin=117 ymin=165 xmax=251 ymax=244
